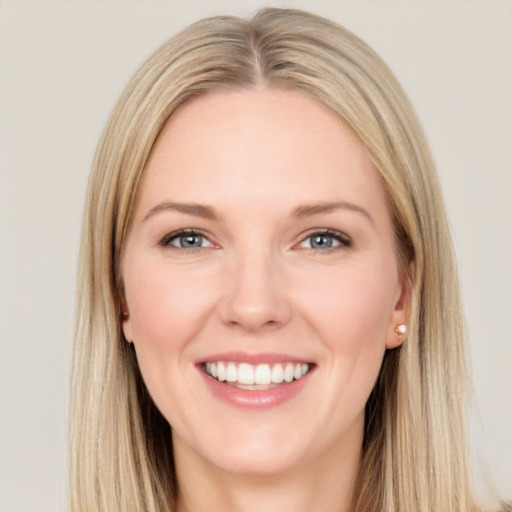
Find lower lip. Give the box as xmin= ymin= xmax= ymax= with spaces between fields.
xmin=198 ymin=367 xmax=313 ymax=410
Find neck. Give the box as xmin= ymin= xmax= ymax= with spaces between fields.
xmin=173 ymin=428 xmax=362 ymax=512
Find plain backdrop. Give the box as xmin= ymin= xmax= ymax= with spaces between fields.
xmin=1 ymin=1 xmax=511 ymax=511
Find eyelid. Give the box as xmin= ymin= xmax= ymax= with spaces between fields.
xmin=158 ymin=227 xmax=351 ymax=251
xmin=159 ymin=228 xmax=215 ymax=248
xmin=296 ymin=228 xmax=352 ymax=250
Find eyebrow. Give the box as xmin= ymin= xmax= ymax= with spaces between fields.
xmin=291 ymin=201 xmax=374 ymax=226
xmin=142 ymin=201 xmax=218 ymax=221
xmin=142 ymin=200 xmax=374 ymax=226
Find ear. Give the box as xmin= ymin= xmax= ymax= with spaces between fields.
xmin=386 ymin=262 xmax=414 ymax=349
xmin=120 ymin=297 xmax=133 ymax=343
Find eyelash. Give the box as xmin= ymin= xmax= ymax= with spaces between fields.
xmin=159 ymin=229 xmax=212 ymax=252
xmin=298 ymin=229 xmax=352 ymax=252
xmin=159 ymin=228 xmax=352 ymax=253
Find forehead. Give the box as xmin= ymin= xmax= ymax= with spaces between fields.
xmin=135 ymin=87 xmax=389 ymax=223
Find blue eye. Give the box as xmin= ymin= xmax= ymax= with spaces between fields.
xmin=309 ymin=234 xmax=335 ymax=249
xmin=161 ymin=230 xmax=213 ymax=249
xmin=299 ymin=230 xmax=351 ymax=250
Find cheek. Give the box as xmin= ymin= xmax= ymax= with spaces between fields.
xmin=301 ymin=261 xmax=395 ymax=336
xmin=295 ymin=261 xmax=396 ymax=385
xmin=125 ymin=260 xmax=217 ymax=349
xmin=281 ymin=261 xmax=398 ymax=443
xmin=122 ymin=261 xmax=221 ymax=426
xmin=123 ymin=259 xmax=219 ymax=392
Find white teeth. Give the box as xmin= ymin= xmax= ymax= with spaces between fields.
xmin=226 ymin=362 xmax=237 ymax=382
xmin=205 ymin=361 xmax=311 ymax=386
xmin=217 ymin=361 xmax=226 ymax=382
xmin=237 ymin=363 xmax=255 ymax=385
xmin=284 ymin=363 xmax=294 ymax=382
xmin=254 ymin=364 xmax=272 ymax=385
xmin=271 ymin=364 xmax=284 ymax=383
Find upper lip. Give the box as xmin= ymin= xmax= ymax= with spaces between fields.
xmin=196 ymin=351 xmax=314 ymax=365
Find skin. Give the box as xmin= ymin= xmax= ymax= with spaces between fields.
xmin=122 ymin=87 xmax=410 ymax=512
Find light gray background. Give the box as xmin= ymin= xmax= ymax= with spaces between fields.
xmin=1 ymin=1 xmax=511 ymax=511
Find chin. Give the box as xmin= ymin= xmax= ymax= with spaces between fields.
xmin=175 ymin=422 xmax=310 ymax=478
xmin=208 ymin=444 xmax=305 ymax=477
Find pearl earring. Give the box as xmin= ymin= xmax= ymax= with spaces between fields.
xmin=395 ymin=324 xmax=407 ymax=334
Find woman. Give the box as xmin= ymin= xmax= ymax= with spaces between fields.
xmin=69 ymin=7 xmax=505 ymax=512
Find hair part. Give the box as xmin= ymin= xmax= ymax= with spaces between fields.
xmin=70 ymin=7 xmax=488 ymax=511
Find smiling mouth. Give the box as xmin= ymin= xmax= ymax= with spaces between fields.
xmin=202 ymin=361 xmax=313 ymax=390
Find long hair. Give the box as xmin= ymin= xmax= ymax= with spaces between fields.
xmin=70 ymin=8 xmax=484 ymax=511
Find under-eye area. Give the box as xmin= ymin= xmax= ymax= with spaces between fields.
xmin=201 ymin=362 xmax=315 ymax=389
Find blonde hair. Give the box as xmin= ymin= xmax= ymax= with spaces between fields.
xmin=70 ymin=7 xmax=488 ymax=511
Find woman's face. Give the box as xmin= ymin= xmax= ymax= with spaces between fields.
xmin=122 ymin=88 xmax=409 ymax=476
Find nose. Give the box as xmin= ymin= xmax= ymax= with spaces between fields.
xmin=218 ymin=249 xmax=292 ymax=333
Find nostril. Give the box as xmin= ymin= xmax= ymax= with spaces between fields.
xmin=217 ymin=263 xmax=292 ymax=331
xmin=227 ymin=317 xmax=283 ymax=333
